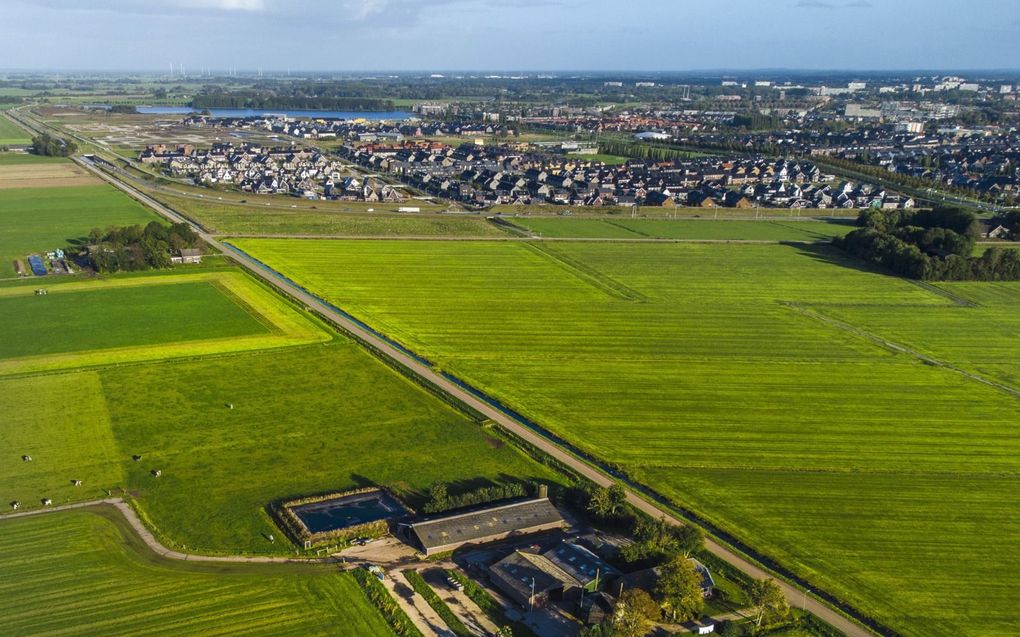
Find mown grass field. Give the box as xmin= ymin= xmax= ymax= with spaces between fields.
xmin=509 ymin=217 xmax=853 ymax=241
xmin=0 ymin=183 xmax=158 ymax=277
xmin=0 ymin=509 xmax=393 ymax=636
xmin=0 ymin=113 xmax=31 ymax=144
xmin=231 ymin=238 xmax=1020 ymax=637
xmin=0 ymin=280 xmax=269 ymax=359
xmin=158 ymin=193 xmax=505 ymax=237
xmin=0 ymin=152 xmax=69 ymax=165
xmin=0 ymin=271 xmax=330 ymax=376
xmin=2 ymin=334 xmax=564 ymax=554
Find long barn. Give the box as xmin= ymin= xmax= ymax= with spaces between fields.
xmin=406 ymin=496 xmax=565 ymax=557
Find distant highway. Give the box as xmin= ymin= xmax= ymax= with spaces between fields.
xmin=75 ymin=155 xmax=878 ymax=637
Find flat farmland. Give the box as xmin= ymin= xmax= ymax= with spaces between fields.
xmin=0 ymin=160 xmax=100 ymax=189
xmin=158 ymin=193 xmax=504 ymax=237
xmin=0 ymin=271 xmax=329 ymax=375
xmin=510 ymin=217 xmax=853 ymax=241
xmin=231 ymin=238 xmax=1020 ymax=636
xmin=0 ymin=509 xmax=392 ymax=636
xmin=0 ymin=183 xmax=158 ymax=277
xmin=0 ymin=113 xmax=31 ymax=144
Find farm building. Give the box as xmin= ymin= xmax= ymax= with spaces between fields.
xmin=489 ymin=549 xmax=580 ymax=608
xmin=540 ymin=540 xmax=619 ymax=592
xmin=405 ymin=496 xmax=565 ymax=557
xmin=171 ymin=248 xmax=203 ymax=264
xmin=614 ymin=558 xmax=716 ymax=599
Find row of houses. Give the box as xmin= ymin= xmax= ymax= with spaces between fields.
xmin=183 ymin=114 xmax=515 ymax=142
xmin=342 ymin=141 xmax=913 ymax=209
xmin=140 ymin=142 xmax=403 ymax=201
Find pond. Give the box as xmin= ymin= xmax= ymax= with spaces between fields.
xmin=292 ymin=491 xmax=409 ymax=534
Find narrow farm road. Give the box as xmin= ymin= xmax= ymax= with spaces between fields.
xmin=0 ymin=498 xmax=329 ymax=564
xmin=77 ymin=157 xmax=876 ymax=637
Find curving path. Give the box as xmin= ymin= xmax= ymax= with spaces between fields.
xmin=0 ymin=498 xmax=329 ymax=564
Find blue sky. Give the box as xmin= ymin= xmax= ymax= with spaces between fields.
xmin=2 ymin=0 xmax=1018 ymax=71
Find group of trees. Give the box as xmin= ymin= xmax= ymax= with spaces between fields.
xmin=421 ymin=481 xmax=527 ymax=514
xmin=836 ymin=206 xmax=1020 ymax=281
xmin=582 ymin=482 xmax=793 ymax=636
xmin=74 ymin=221 xmax=200 ymax=273
xmin=191 ymin=89 xmax=394 ymax=112
xmin=30 ymin=133 xmax=77 ymax=157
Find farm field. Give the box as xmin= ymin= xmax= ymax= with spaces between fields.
xmin=0 ymin=509 xmax=392 ymax=636
xmin=2 ymin=337 xmax=564 ymax=554
xmin=230 ymin=237 xmax=1020 ymax=637
xmin=509 ymin=217 xmax=852 ymax=241
xmin=0 ymin=183 xmax=158 ymax=277
xmin=157 ymin=193 xmax=504 ymax=236
xmin=0 ymin=113 xmax=31 ymax=144
xmin=0 ymin=152 xmax=69 ymax=165
xmin=0 ymin=270 xmax=329 ymax=376
xmin=0 ymin=160 xmax=100 ymax=189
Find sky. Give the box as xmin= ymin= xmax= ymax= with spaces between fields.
xmin=1 ymin=0 xmax=1019 ymax=72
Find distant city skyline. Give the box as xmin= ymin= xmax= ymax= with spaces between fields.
xmin=2 ymin=0 xmax=1018 ymax=72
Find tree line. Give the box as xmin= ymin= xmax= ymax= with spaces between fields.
xmin=30 ymin=133 xmax=77 ymax=157
xmin=835 ymin=207 xmax=1020 ymax=281
xmin=72 ymin=222 xmax=201 ymax=273
xmin=192 ymin=91 xmax=395 ymax=112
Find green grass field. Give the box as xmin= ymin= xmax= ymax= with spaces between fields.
xmin=0 ymin=152 xmax=69 ymax=165
xmin=0 ymin=271 xmax=330 ymax=376
xmin=509 ymin=217 xmax=853 ymax=241
xmin=158 ymin=193 xmax=505 ymax=237
xmin=230 ymin=238 xmax=1020 ymax=637
xmin=0 ymin=280 xmax=270 ymax=359
xmin=0 ymin=184 xmax=158 ymax=277
xmin=0 ymin=509 xmax=392 ymax=636
xmin=0 ymin=113 xmax=31 ymax=145
xmin=1 ymin=337 xmax=564 ymax=554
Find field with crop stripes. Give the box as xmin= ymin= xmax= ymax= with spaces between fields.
xmin=510 ymin=217 xmax=853 ymax=241
xmin=159 ymin=193 xmax=504 ymax=237
xmin=231 ymin=237 xmax=1020 ymax=637
xmin=0 ymin=509 xmax=393 ymax=636
xmin=0 ymin=270 xmax=330 ymax=376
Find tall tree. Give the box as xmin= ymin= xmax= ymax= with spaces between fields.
xmin=748 ymin=578 xmax=789 ymax=628
xmin=611 ymin=588 xmax=660 ymax=637
xmin=587 ymin=483 xmax=627 ymax=519
xmin=655 ymin=555 xmax=704 ymax=623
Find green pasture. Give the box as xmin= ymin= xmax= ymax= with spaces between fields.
xmin=0 ymin=113 xmax=31 ymax=144
xmin=510 ymin=217 xmax=853 ymax=241
xmin=0 ymin=153 xmax=68 ymax=165
xmin=1 ymin=340 xmax=563 ymax=554
xmin=230 ymin=238 xmax=1020 ymax=637
xmin=0 ymin=509 xmax=392 ymax=636
xmin=158 ymin=194 xmax=503 ymax=237
xmin=0 ymin=280 xmax=270 ymax=360
xmin=0 ymin=184 xmax=158 ymax=277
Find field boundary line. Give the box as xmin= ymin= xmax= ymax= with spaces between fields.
xmin=783 ymin=301 xmax=1020 ymax=400
xmin=905 ymin=280 xmax=979 ymax=307
xmin=520 ymin=241 xmax=650 ymax=302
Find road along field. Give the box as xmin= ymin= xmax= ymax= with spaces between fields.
xmin=0 ymin=270 xmax=329 ymax=376
xmin=506 ymin=217 xmax=854 ymax=241
xmin=0 ymin=182 xmax=158 ymax=277
xmin=0 ymin=508 xmax=393 ymax=636
xmin=229 ymin=238 xmax=1020 ymax=637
